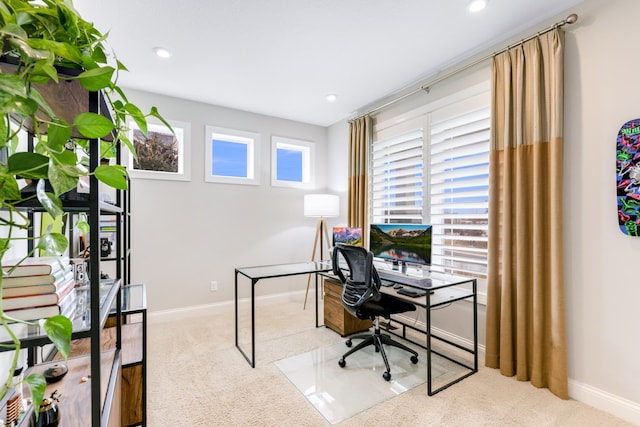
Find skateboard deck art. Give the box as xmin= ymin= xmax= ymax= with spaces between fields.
xmin=616 ymin=118 xmax=640 ymax=236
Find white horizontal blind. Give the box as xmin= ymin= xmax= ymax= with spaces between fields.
xmin=370 ymin=129 xmax=424 ymax=223
xmin=430 ymin=105 xmax=490 ymax=278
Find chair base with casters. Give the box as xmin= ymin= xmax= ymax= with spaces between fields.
xmin=338 ymin=312 xmax=419 ymax=381
xmin=332 ymin=243 xmax=419 ymax=381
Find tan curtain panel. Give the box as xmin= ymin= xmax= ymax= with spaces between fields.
xmin=485 ymin=28 xmax=568 ymax=399
xmin=348 ymin=116 xmax=370 ymax=233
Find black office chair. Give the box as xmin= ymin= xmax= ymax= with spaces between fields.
xmin=332 ymin=243 xmax=419 ymax=381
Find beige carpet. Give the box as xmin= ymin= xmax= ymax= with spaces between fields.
xmin=147 ymin=295 xmax=633 ymax=426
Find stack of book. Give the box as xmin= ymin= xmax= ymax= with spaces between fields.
xmin=2 ymin=256 xmax=77 ymax=322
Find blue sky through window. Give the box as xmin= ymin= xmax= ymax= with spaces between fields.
xmin=277 ymin=148 xmax=303 ymax=181
xmin=212 ymin=139 xmax=247 ymax=177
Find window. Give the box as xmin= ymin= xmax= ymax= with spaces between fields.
xmin=205 ymin=126 xmax=260 ymax=185
xmin=271 ymin=136 xmax=313 ymax=188
xmin=370 ymin=91 xmax=490 ymax=280
xmin=127 ymin=120 xmax=191 ymax=181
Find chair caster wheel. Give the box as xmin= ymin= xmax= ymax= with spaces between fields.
xmin=383 ymin=371 xmax=391 ymax=381
xmin=411 ymin=355 xmax=419 ymax=364
xmin=338 ymin=358 xmax=346 ymax=368
xmin=345 ymin=339 xmax=352 ymax=348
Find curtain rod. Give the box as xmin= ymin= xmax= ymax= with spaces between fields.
xmin=350 ymin=13 xmax=578 ymax=122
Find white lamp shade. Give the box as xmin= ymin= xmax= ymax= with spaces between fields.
xmin=304 ymin=194 xmax=339 ymax=218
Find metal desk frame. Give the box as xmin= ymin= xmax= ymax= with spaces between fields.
xmin=382 ymin=272 xmax=477 ymax=395
xmin=234 ymin=261 xmax=331 ymax=367
xmin=321 ymin=268 xmax=478 ymax=396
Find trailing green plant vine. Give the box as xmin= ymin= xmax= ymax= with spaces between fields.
xmin=0 ymin=0 xmax=170 ymax=416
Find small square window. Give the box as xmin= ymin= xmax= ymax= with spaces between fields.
xmin=205 ymin=126 xmax=260 ymax=185
xmin=271 ymin=136 xmax=313 ymax=188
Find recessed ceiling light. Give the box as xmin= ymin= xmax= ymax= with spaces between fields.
xmin=153 ymin=47 xmax=172 ymax=58
xmin=468 ymin=0 xmax=487 ymax=12
xmin=326 ymin=94 xmax=337 ymax=102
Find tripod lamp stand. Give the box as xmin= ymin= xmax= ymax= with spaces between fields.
xmin=303 ymin=194 xmax=339 ymax=309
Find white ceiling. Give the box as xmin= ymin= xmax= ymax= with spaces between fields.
xmin=73 ymin=0 xmax=582 ymax=127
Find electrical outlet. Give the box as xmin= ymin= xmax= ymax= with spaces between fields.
xmin=210 ymin=280 xmax=218 ymax=291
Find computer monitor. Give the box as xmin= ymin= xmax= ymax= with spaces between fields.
xmin=369 ymin=223 xmax=432 ymax=266
xmin=332 ymin=227 xmax=363 ymax=246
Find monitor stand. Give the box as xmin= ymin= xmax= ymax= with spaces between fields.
xmin=375 ymin=259 xmax=432 ymax=287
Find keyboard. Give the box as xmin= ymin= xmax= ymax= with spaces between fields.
xmin=397 ymin=288 xmax=430 ymax=298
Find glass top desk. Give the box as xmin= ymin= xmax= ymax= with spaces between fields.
xmin=235 ymin=261 xmax=332 ymax=367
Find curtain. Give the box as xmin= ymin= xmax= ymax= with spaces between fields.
xmin=485 ymin=28 xmax=568 ymax=399
xmin=348 ymin=116 xmax=370 ymax=234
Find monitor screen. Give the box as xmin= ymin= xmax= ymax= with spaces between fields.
xmin=332 ymin=227 xmax=363 ymax=246
xmin=369 ymin=223 xmax=432 ymax=266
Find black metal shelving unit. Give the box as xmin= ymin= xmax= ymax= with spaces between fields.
xmin=0 ymin=58 xmax=132 ymax=426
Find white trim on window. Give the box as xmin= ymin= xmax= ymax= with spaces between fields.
xmin=270 ymin=135 xmax=314 ymax=188
xmin=205 ymin=125 xmax=260 ymax=185
xmin=126 ymin=119 xmax=191 ymax=181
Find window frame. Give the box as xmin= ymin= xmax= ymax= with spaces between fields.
xmin=270 ymin=135 xmax=314 ymax=189
xmin=205 ymin=125 xmax=260 ymax=185
xmin=126 ymin=119 xmax=191 ymax=182
xmin=370 ymin=81 xmax=490 ymax=288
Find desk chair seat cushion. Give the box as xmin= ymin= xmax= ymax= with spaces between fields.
xmin=355 ymin=293 xmax=416 ymax=320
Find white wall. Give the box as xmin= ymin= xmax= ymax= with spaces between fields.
xmin=128 ymin=0 xmax=640 ymax=422
xmin=124 ymin=90 xmax=332 ymax=311
xmin=563 ymin=0 xmax=640 ymax=421
xmin=326 ymin=0 xmax=640 ymax=423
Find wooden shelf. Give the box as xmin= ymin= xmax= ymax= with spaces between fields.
xmin=57 ymin=323 xmax=142 ymax=365
xmin=20 ymin=351 xmax=121 ymax=427
xmin=0 ymin=59 xmax=114 ymax=141
xmin=51 ymin=316 xmax=145 ymax=427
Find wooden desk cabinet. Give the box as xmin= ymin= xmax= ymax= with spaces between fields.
xmin=323 ymin=276 xmax=372 ymax=336
xmin=54 ymin=284 xmax=147 ymax=427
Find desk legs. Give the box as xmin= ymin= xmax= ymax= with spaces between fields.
xmin=473 ymin=280 xmax=478 ymax=373
xmin=426 ymin=293 xmax=433 ymax=396
xmin=387 ymin=280 xmax=479 ymax=396
xmin=315 ymin=272 xmax=320 ymax=328
xmin=235 ymin=271 xmax=258 ymax=368
xmin=235 ymin=271 xmax=322 ymax=368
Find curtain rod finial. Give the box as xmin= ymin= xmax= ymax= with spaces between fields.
xmin=565 ymin=13 xmax=578 ymax=25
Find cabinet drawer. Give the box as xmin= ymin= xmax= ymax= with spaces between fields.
xmin=323 ymin=277 xmax=372 ymax=336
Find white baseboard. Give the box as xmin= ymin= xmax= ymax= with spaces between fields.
xmin=568 ymin=378 xmax=640 ymax=426
xmin=394 ymin=314 xmax=487 ymax=359
xmin=148 ymin=289 xmax=310 ymax=324
xmin=431 ymin=324 xmax=487 ymax=359
xmin=149 ymin=300 xmax=233 ymax=323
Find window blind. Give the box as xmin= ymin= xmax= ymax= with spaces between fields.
xmin=371 ymin=130 xmax=424 ymax=223
xmin=430 ymin=106 xmax=490 ymax=278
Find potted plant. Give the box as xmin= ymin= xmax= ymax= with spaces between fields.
xmin=0 ymin=0 xmax=169 ymax=416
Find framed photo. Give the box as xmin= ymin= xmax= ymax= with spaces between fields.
xmin=126 ymin=120 xmax=191 ymax=181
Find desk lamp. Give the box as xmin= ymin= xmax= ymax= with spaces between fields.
xmin=303 ymin=194 xmax=339 ymax=308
